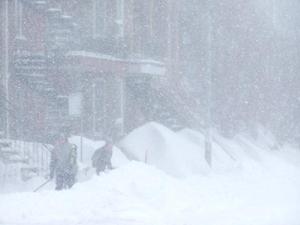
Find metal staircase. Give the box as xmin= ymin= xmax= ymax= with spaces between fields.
xmin=12 ymin=1 xmax=78 ymax=140
xmin=0 ymin=1 xmax=78 ymax=187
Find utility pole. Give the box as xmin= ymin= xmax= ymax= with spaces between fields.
xmin=268 ymin=0 xmax=275 ymax=78
xmin=120 ymin=78 xmax=125 ymax=136
xmin=205 ymin=1 xmax=213 ymax=167
xmin=92 ymin=83 xmax=96 ymax=136
xmin=80 ymin=116 xmax=83 ymax=162
xmin=92 ymin=0 xmax=97 ymax=39
xmin=4 ymin=0 xmax=10 ymax=139
xmin=268 ymin=0 xmax=277 ymax=127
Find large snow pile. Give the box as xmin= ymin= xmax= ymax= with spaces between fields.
xmin=1 ymin=122 xmax=300 ymax=225
xmin=118 ymin=122 xmax=210 ymax=177
xmin=178 ymin=127 xmax=298 ymax=173
xmin=0 ymin=161 xmax=299 ymax=225
xmin=178 ymin=128 xmax=238 ymax=171
xmin=119 ymin=122 xmax=271 ymax=176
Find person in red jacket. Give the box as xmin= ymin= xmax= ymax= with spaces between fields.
xmin=91 ymin=140 xmax=113 ymax=175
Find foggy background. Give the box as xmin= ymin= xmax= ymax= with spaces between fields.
xmin=1 ymin=2 xmax=300 ymax=223
xmin=0 ymin=0 xmax=300 ymax=145
xmin=180 ymin=0 xmax=300 ymax=143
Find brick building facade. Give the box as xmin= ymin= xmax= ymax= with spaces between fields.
xmin=0 ymin=0 xmax=181 ymax=143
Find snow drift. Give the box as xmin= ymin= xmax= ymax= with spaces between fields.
xmin=1 ymin=122 xmax=300 ymax=225
xmin=0 ymin=161 xmax=299 ymax=225
xmin=118 ymin=122 xmax=210 ymax=177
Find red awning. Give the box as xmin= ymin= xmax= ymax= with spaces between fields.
xmin=64 ymin=51 xmax=166 ymax=76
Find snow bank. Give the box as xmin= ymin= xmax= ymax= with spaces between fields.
xmin=0 ymin=163 xmax=174 ymax=225
xmin=1 ymin=123 xmax=300 ymax=225
xmin=0 ymin=161 xmax=299 ymax=225
xmin=178 ymin=126 xmax=300 ymax=174
xmin=178 ymin=128 xmax=238 ymax=172
xmin=118 ymin=122 xmax=210 ymax=177
xmin=180 ymin=128 xmax=269 ymax=172
xmin=118 ymin=122 xmax=297 ymax=177
xmin=253 ymin=125 xmax=279 ymax=150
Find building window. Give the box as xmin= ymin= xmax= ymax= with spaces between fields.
xmin=15 ymin=0 xmax=25 ymax=40
xmin=94 ymin=79 xmax=105 ymax=135
xmin=93 ymin=0 xmax=107 ymax=38
xmin=115 ymin=0 xmax=124 ymax=38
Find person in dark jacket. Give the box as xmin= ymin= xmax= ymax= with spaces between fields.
xmin=91 ymin=140 xmax=113 ymax=175
xmin=50 ymin=133 xmax=78 ymax=190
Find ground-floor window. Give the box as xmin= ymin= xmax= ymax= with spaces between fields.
xmin=94 ymin=79 xmax=105 ymax=136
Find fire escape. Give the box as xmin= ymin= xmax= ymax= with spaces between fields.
xmin=13 ymin=1 xmax=78 ymax=141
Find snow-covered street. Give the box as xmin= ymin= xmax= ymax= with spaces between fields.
xmin=1 ymin=123 xmax=300 ymax=225
xmin=1 ymin=160 xmax=300 ymax=225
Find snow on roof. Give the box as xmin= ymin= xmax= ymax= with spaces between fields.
xmin=66 ymin=51 xmax=166 ymax=76
xmin=129 ymin=58 xmax=164 ymax=66
xmin=35 ymin=1 xmax=47 ymax=5
xmin=67 ymin=51 xmax=165 ymax=65
xmin=61 ymin=15 xmax=72 ymax=20
xmin=47 ymin=8 xmax=62 ymax=12
xmin=66 ymin=51 xmax=121 ymax=61
xmin=140 ymin=63 xmax=166 ymax=76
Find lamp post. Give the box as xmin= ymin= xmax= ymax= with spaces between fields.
xmin=205 ymin=0 xmax=213 ymax=167
xmin=3 ymin=0 xmax=10 ymax=139
xmin=92 ymin=83 xmax=96 ymax=136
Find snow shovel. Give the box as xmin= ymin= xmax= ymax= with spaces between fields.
xmin=33 ymin=179 xmax=52 ymax=192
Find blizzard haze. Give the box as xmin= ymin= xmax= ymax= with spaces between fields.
xmin=0 ymin=1 xmax=300 ymax=225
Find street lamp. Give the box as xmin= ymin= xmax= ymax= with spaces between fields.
xmin=3 ymin=0 xmax=10 ymax=139
xmin=205 ymin=0 xmax=213 ymax=167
